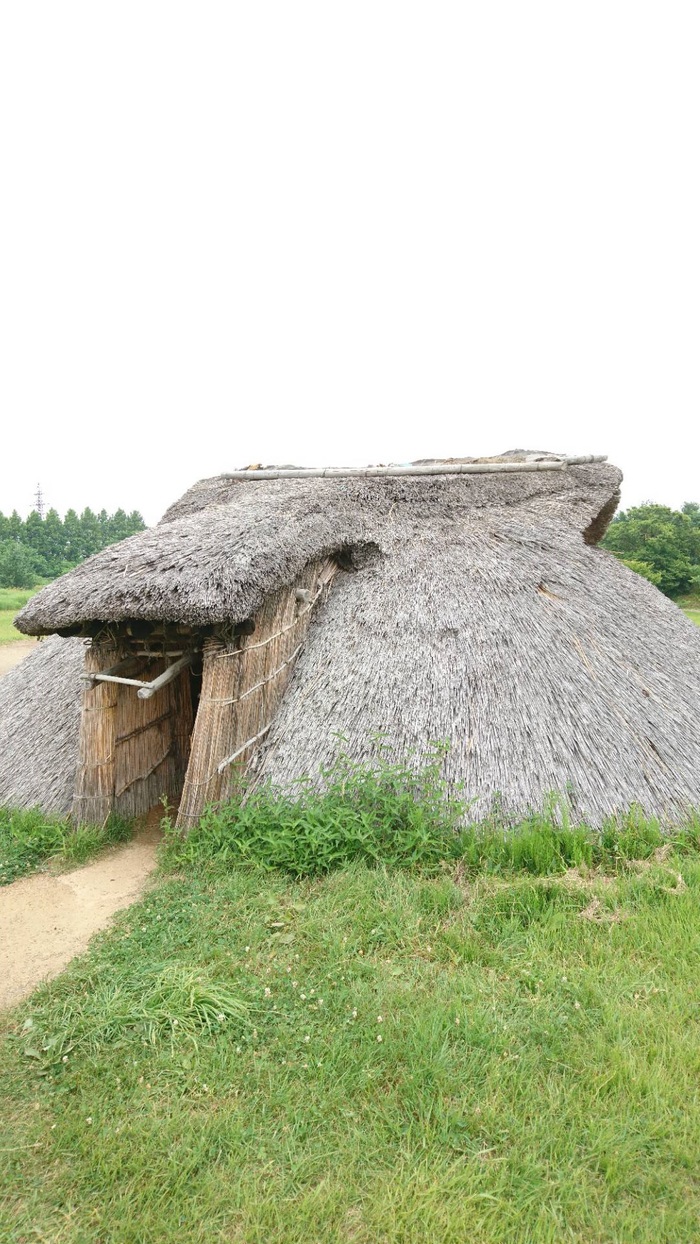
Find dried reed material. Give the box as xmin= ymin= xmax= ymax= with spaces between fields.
xmin=176 ymin=559 xmax=335 ymax=829
xmin=0 ymin=636 xmax=83 ymax=814
xmin=6 ymin=454 xmax=700 ymax=826
xmin=113 ymin=655 xmax=193 ymax=818
xmin=72 ymin=643 xmax=194 ymax=823
xmin=15 ymin=461 xmax=620 ymax=634
xmin=71 ymin=640 xmax=122 ymax=824
xmin=258 ymin=512 xmax=700 ymax=823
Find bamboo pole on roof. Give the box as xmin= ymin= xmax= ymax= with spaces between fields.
xmin=219 ymin=455 xmax=607 ymax=482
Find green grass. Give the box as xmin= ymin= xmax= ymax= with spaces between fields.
xmin=163 ymin=753 xmax=699 ymax=879
xmin=0 ymin=586 xmax=39 ymax=644
xmin=0 ymin=807 xmax=134 ymax=885
xmin=678 ymin=594 xmax=700 ymax=626
xmin=3 ymin=776 xmax=700 ymax=1240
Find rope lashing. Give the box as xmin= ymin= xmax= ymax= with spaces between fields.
xmin=213 ymin=583 xmax=326 ymax=661
xmin=202 ymin=643 xmax=303 ymax=706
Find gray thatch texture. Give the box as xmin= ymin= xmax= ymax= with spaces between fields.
xmin=257 ymin=511 xmax=700 ymax=823
xmin=0 ymin=636 xmax=84 ymax=814
xmin=16 ymin=462 xmax=619 ymax=634
xmin=8 ymin=456 xmax=700 ymax=825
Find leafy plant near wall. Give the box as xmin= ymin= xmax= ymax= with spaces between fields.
xmin=602 ymin=501 xmax=700 ymax=597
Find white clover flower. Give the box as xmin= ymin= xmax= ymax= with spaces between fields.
xmin=304 ymin=1035 xmax=310 ymax=1043
xmin=264 ymin=987 xmax=271 ymax=997
xmin=377 ymin=1035 xmax=383 ymax=1043
xmin=377 ymin=1016 xmax=383 ymax=1023
xmin=300 ymin=993 xmax=307 ymax=1000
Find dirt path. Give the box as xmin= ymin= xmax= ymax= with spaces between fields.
xmin=0 ymin=826 xmax=161 ymax=1011
xmin=0 ymin=639 xmax=37 ymax=678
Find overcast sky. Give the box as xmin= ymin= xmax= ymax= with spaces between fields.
xmin=1 ymin=3 xmax=698 ymax=526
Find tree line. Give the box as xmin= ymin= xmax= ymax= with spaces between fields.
xmin=0 ymin=507 xmax=146 ymax=588
xmin=602 ymin=502 xmax=700 ymax=598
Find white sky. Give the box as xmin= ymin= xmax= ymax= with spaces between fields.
xmin=1 ymin=2 xmax=698 ymax=526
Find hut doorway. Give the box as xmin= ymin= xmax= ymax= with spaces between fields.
xmin=71 ymin=631 xmax=204 ymax=825
xmin=70 ymin=556 xmax=339 ymax=830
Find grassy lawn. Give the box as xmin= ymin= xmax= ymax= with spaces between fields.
xmin=678 ymin=595 xmax=700 ymax=626
xmin=0 ymin=807 xmax=133 ymax=885
xmin=0 ymin=587 xmax=38 ymax=644
xmin=2 ymin=783 xmax=700 ymax=1242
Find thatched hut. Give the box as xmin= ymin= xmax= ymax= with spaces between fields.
xmin=3 ymin=453 xmax=700 ymax=828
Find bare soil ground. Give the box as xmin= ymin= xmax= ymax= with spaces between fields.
xmin=0 ymin=824 xmax=161 ymax=1011
xmin=0 ymin=639 xmax=37 ymax=678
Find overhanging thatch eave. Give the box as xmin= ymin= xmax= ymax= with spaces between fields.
xmin=15 ymin=460 xmax=622 ymax=637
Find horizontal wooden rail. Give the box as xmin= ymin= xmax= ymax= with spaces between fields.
xmin=82 ymin=654 xmax=193 ymax=699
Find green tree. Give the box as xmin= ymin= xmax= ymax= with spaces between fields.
xmin=603 ymin=503 xmax=700 ymax=597
xmin=62 ymin=509 xmax=82 ymax=564
xmin=126 ymin=510 xmax=146 ymax=536
xmin=24 ymin=510 xmax=47 ymax=561
xmin=7 ymin=511 xmax=25 ymax=543
xmin=0 ymin=540 xmax=46 ymax=589
xmin=78 ymin=508 xmax=102 ymax=559
xmin=43 ymin=509 xmax=68 ymax=576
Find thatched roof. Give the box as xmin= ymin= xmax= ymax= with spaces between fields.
xmin=16 ymin=458 xmax=619 ymax=635
xmin=0 ymin=636 xmax=84 ymax=814
xmin=6 ymin=455 xmax=700 ymax=824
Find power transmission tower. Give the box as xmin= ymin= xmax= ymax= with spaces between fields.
xmin=34 ymin=483 xmax=45 ymax=518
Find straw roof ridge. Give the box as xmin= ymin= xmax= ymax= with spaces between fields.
xmin=16 ymin=460 xmax=622 ymax=635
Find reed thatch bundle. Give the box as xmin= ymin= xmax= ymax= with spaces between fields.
xmin=6 ymin=454 xmax=700 ymax=825
xmin=0 ymin=636 xmax=84 ymax=813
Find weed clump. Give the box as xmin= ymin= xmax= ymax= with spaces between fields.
xmin=162 ymin=751 xmax=700 ymax=880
